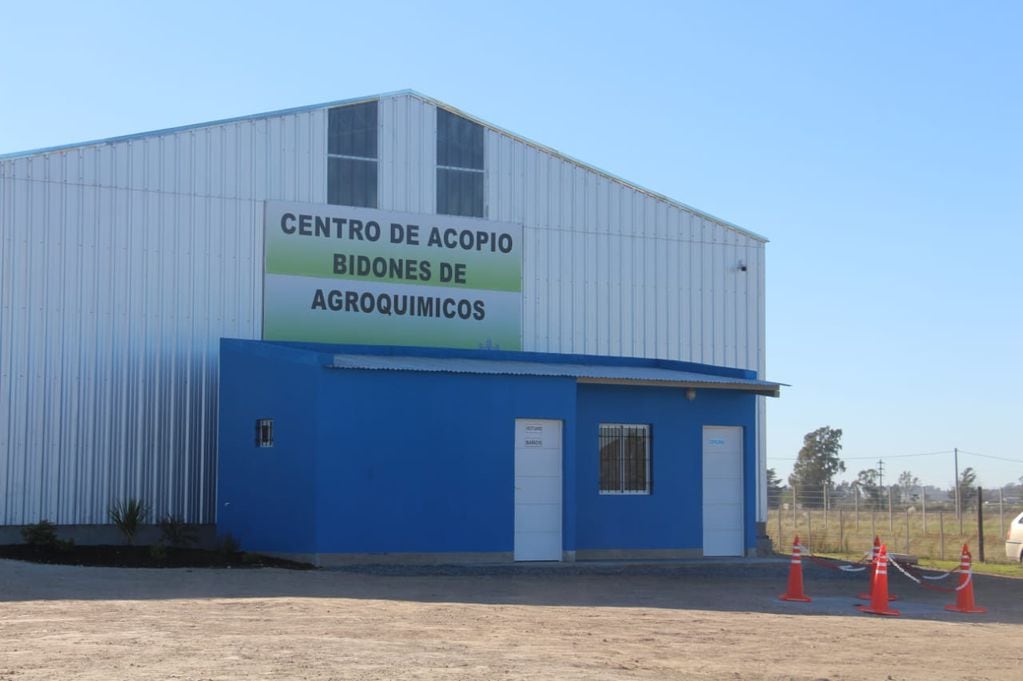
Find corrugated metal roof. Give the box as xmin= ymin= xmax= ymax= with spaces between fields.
xmin=0 ymin=91 xmax=390 ymax=161
xmin=326 ymin=354 xmax=781 ymax=397
xmin=0 ymin=89 xmax=764 ymax=242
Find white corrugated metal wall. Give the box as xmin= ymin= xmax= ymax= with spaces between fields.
xmin=0 ymin=109 xmax=327 ymax=524
xmin=0 ymin=92 xmax=766 ymax=526
xmin=479 ymin=109 xmax=767 ymax=524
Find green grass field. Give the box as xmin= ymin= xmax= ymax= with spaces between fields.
xmin=767 ymin=505 xmax=1023 ymax=570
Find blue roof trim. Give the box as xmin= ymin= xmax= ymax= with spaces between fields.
xmin=221 ymin=339 xmax=782 ymax=397
xmin=327 ymin=354 xmax=781 ymax=396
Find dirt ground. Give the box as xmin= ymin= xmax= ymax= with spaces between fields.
xmin=1 ymin=558 xmax=1020 ymax=681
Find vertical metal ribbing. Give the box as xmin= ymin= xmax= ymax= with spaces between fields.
xmin=0 ymin=106 xmax=328 ymax=525
xmin=0 ymin=94 xmax=766 ymax=526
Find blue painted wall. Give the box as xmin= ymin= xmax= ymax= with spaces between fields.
xmin=574 ymin=384 xmax=757 ymax=552
xmin=218 ymin=339 xmax=760 ymax=557
xmin=312 ymin=369 xmax=575 ymax=553
xmin=218 ymin=342 xmax=322 ymax=552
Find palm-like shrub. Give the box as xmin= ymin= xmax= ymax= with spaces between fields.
xmin=108 ymin=498 xmax=149 ymax=545
xmin=158 ymin=514 xmax=197 ymax=547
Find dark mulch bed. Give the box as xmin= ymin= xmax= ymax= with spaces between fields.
xmin=0 ymin=544 xmax=314 ymax=570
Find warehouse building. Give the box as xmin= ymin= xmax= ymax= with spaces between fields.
xmin=0 ymin=90 xmax=778 ymax=560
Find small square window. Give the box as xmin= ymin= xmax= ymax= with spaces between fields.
xmin=437 ymin=108 xmax=483 ymax=170
xmin=255 ymin=418 xmax=274 ymax=448
xmin=599 ymin=424 xmax=651 ymax=494
xmin=437 ymin=167 xmax=484 ymax=217
xmin=328 ymin=157 xmax=378 ymax=208
xmin=328 ymin=101 xmax=378 ymax=158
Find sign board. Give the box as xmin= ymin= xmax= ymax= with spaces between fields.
xmin=263 ymin=201 xmax=522 ymax=349
xmin=522 ymin=423 xmax=546 ymax=448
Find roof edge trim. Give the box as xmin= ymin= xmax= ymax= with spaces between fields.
xmin=575 ymin=376 xmax=780 ymax=397
xmin=323 ymin=352 xmax=783 ymax=398
xmin=404 ymin=91 xmax=767 ymax=242
xmin=0 ymin=90 xmax=414 ymax=162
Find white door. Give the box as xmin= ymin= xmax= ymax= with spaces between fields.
xmin=514 ymin=419 xmax=562 ymax=561
xmin=702 ymin=426 xmax=744 ymax=556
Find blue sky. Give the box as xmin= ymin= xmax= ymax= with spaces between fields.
xmin=2 ymin=1 xmax=1020 ymax=488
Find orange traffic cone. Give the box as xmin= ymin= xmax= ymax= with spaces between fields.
xmin=856 ymin=536 xmax=880 ymax=600
xmin=857 ymin=536 xmax=898 ymax=602
xmin=945 ymin=544 xmax=986 ymax=614
xmin=779 ymin=535 xmax=812 ymax=602
xmin=856 ymin=544 xmax=900 ymax=616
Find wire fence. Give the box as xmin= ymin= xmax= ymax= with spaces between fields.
xmin=767 ymin=485 xmax=1023 ymax=564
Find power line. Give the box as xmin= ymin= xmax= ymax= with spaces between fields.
xmin=767 ymin=449 xmax=952 ymax=462
xmin=847 ymin=450 xmax=953 ymax=460
xmin=770 ymin=449 xmax=1023 ymax=464
xmin=768 ymin=447 xmax=1022 ymax=490
xmin=958 ymin=450 xmax=1023 ymax=464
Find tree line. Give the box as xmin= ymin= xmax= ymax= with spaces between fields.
xmin=766 ymin=426 xmax=1013 ymax=509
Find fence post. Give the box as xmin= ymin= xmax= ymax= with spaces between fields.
xmin=807 ymin=510 xmax=812 ymax=553
xmin=854 ymin=490 xmax=859 ymax=530
xmin=888 ymin=486 xmax=894 ymax=533
xmin=792 ymin=485 xmax=797 ymax=531
xmin=959 ymin=488 xmax=964 ymax=535
xmin=839 ymin=508 xmax=844 ymax=552
xmin=777 ymin=497 xmax=783 ymax=547
xmin=905 ymin=508 xmax=910 ymax=554
xmin=871 ymin=509 xmax=876 ymax=539
xmin=999 ymin=488 xmax=1004 ymax=541
xmin=823 ymin=483 xmax=828 ymax=532
xmin=978 ymin=487 xmax=985 ymax=563
xmin=939 ymin=511 xmax=945 ymax=560
xmin=922 ymin=488 xmax=927 ymax=533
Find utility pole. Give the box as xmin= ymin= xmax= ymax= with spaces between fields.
xmin=877 ymin=459 xmax=885 ymax=489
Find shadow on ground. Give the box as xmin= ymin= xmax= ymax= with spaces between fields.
xmin=2 ymin=556 xmax=1020 ymax=624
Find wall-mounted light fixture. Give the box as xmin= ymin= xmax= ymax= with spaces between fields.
xmin=685 ymin=388 xmax=697 ymax=401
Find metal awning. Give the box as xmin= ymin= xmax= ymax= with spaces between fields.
xmin=326 ymin=354 xmax=781 ymax=397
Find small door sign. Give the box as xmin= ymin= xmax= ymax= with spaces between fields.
xmin=522 ymin=423 xmax=545 ymax=448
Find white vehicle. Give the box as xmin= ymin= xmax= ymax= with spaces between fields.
xmin=1007 ymin=511 xmax=1023 ymax=562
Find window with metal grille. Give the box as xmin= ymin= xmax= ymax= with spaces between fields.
xmin=599 ymin=424 xmax=651 ymax=494
xmin=328 ymin=101 xmax=378 ymax=208
xmin=255 ymin=418 xmax=274 ymax=448
xmin=436 ymin=108 xmax=484 ymax=217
